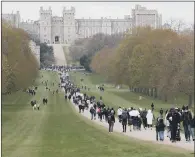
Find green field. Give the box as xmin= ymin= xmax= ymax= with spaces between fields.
xmin=2 ymin=70 xmax=193 ymax=157
xmin=70 ymin=71 xmax=193 ymax=117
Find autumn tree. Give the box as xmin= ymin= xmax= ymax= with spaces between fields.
xmin=2 ymin=22 xmax=39 ymax=94
xmin=91 ymin=26 xmax=194 ymax=106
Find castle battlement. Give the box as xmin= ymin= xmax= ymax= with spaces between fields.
xmin=2 ymin=5 xmax=162 ymax=44
xmin=40 ymin=6 xmax=52 ymax=15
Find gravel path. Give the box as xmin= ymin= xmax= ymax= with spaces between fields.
xmin=67 ymin=94 xmax=194 ymax=151
xmin=49 ymin=44 xmax=67 ymax=66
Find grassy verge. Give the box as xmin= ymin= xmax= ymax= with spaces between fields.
xmin=70 ymin=71 xmax=193 ymax=118
xmin=2 ymin=70 xmax=193 ymax=157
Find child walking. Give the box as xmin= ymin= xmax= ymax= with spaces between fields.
xmin=156 ymin=118 xmax=166 ymax=141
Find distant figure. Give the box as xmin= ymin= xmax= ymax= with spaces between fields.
xmin=160 ymin=108 xmax=163 ymax=117
xmin=156 ymin=118 xmax=166 ymax=141
xmin=43 ymin=98 xmax=48 ymax=105
xmin=121 ymin=109 xmax=128 ymax=132
xmin=147 ymin=109 xmax=154 ymax=130
xmin=151 ymin=103 xmax=154 ymax=111
xmin=37 ymin=103 xmax=40 ymax=110
xmin=108 ymin=111 xmax=115 ymax=132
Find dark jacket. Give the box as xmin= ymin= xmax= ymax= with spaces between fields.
xmin=167 ymin=112 xmax=180 ymax=127
xmin=156 ymin=119 xmax=166 ymax=132
xmin=190 ymin=117 xmax=195 ymax=128
xmin=182 ymin=111 xmax=192 ymax=126
xmin=108 ymin=114 xmax=115 ymax=123
xmin=121 ymin=111 xmax=128 ymax=123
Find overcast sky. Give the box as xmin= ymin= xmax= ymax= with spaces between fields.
xmin=2 ymin=2 xmax=194 ymax=25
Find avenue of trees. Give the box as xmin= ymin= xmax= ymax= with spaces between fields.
xmin=69 ymin=33 xmax=123 ymax=71
xmin=91 ymin=27 xmax=194 ymax=106
xmin=2 ymin=22 xmax=39 ymax=94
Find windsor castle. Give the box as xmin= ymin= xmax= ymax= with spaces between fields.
xmin=2 ymin=5 xmax=162 ymax=45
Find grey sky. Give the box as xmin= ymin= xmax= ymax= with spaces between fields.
xmin=2 ymin=2 xmax=194 ymax=25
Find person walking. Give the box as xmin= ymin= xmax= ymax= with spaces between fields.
xmin=160 ymin=108 xmax=163 ymax=118
xmin=190 ymin=115 xmax=195 ymax=141
xmin=137 ymin=115 xmax=142 ymax=130
xmin=128 ymin=111 xmax=133 ymax=132
xmin=146 ymin=109 xmax=153 ymax=130
xmin=121 ymin=109 xmax=128 ymax=132
xmin=117 ymin=107 xmax=123 ymax=123
xmin=156 ymin=118 xmax=166 ymax=141
xmin=182 ymin=108 xmax=193 ymax=141
xmin=90 ymin=106 xmax=95 ymax=120
xmin=142 ymin=108 xmax=147 ymax=129
xmin=151 ymin=103 xmax=154 ymax=111
xmin=108 ymin=110 xmax=115 ymax=132
xmin=167 ymin=108 xmax=181 ymax=142
xmin=165 ymin=110 xmax=171 ymax=139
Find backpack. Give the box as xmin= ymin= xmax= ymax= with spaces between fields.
xmin=90 ymin=107 xmax=94 ymax=113
xmin=108 ymin=115 xmax=112 ymax=122
xmin=122 ymin=113 xmax=128 ymax=120
xmin=128 ymin=118 xmax=133 ymax=125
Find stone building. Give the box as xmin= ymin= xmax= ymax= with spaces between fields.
xmin=29 ymin=40 xmax=40 ymax=67
xmin=2 ymin=11 xmax=20 ymax=28
xmin=2 ymin=5 xmax=162 ymax=44
xmin=131 ymin=5 xmax=162 ymax=28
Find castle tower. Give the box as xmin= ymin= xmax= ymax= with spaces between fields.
xmin=15 ymin=11 xmax=20 ymax=28
xmin=39 ymin=7 xmax=52 ymax=44
xmin=63 ymin=7 xmax=76 ymax=44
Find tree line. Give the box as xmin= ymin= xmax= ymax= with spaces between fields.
xmin=91 ymin=27 xmax=194 ymax=107
xmin=69 ymin=33 xmax=123 ymax=71
xmin=2 ymin=22 xmax=39 ymax=94
xmin=29 ymin=35 xmax=55 ymax=68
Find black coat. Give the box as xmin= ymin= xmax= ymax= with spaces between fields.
xmin=156 ymin=122 xmax=166 ymax=131
xmin=190 ymin=117 xmax=195 ymax=128
xmin=108 ymin=114 xmax=115 ymax=123
xmin=182 ymin=111 xmax=192 ymax=126
xmin=167 ymin=112 xmax=180 ymax=127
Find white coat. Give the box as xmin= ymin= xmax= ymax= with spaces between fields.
xmin=146 ymin=109 xmax=153 ymax=125
xmin=165 ymin=112 xmax=170 ymax=126
xmin=117 ymin=108 xmax=122 ymax=116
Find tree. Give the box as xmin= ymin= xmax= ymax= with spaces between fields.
xmin=69 ymin=33 xmax=123 ymax=71
xmin=80 ymin=55 xmax=91 ymax=72
xmin=40 ymin=43 xmax=55 ymax=67
xmin=91 ymin=26 xmax=194 ymax=105
xmin=2 ymin=22 xmax=39 ymax=94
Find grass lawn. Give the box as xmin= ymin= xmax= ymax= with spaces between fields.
xmin=2 ymin=70 xmax=193 ymax=157
xmin=70 ymin=71 xmax=193 ymax=118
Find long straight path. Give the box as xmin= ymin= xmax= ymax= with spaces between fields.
xmin=49 ymin=44 xmax=67 ymax=66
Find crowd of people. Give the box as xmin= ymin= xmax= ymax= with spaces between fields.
xmin=58 ymin=69 xmax=195 ymax=144
xmin=35 ymin=65 xmax=193 ymax=146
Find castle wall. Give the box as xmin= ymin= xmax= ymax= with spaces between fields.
xmin=39 ymin=7 xmax=52 ymax=44
xmin=2 ymin=11 xmax=20 ymax=28
xmin=51 ymin=16 xmax=64 ymax=44
xmin=3 ymin=5 xmax=162 ymax=44
xmin=63 ymin=7 xmax=76 ymax=44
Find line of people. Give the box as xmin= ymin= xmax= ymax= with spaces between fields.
xmin=59 ymin=70 xmax=195 ymax=143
